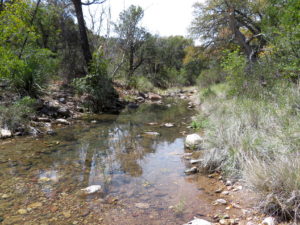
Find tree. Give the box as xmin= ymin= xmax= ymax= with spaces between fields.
xmin=71 ymin=0 xmax=106 ymax=68
xmin=190 ymin=0 xmax=267 ymax=61
xmin=114 ymin=5 xmax=147 ymax=80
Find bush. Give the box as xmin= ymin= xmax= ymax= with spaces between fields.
xmin=197 ymin=66 xmax=225 ymax=88
xmin=130 ymin=76 xmax=154 ymax=92
xmin=0 ymin=96 xmax=36 ymax=131
xmin=73 ymin=51 xmax=118 ymax=113
xmin=0 ymin=47 xmax=57 ymax=97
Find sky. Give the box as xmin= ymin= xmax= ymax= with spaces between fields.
xmin=84 ymin=0 xmax=204 ymax=38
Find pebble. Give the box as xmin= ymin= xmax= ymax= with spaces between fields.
xmin=221 ymin=191 xmax=229 ymax=195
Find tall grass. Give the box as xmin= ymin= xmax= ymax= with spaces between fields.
xmin=199 ymin=82 xmax=300 ymax=220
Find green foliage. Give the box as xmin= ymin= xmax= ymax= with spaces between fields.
xmin=0 ymin=0 xmax=57 ymax=96
xmin=0 ymin=96 xmax=36 ymax=131
xmin=197 ymin=66 xmax=225 ymax=88
xmin=221 ymin=49 xmax=247 ymax=94
xmin=73 ymin=51 xmax=118 ymax=113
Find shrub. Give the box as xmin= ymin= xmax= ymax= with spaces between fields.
xmin=0 ymin=96 xmax=36 ymax=131
xmin=73 ymin=50 xmax=118 ymax=113
xmin=197 ymin=66 xmax=225 ymax=88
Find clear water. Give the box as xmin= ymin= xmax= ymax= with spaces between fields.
xmin=0 ymin=99 xmax=224 ymax=225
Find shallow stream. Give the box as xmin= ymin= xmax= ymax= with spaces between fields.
xmin=0 ymin=99 xmax=231 ymax=225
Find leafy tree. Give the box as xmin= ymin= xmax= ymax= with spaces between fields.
xmin=190 ymin=0 xmax=267 ymax=61
xmin=114 ymin=5 xmax=148 ymax=80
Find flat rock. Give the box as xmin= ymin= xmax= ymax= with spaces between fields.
xmin=135 ymin=202 xmax=150 ymax=209
xmin=55 ymin=118 xmax=70 ymax=125
xmin=214 ymin=199 xmax=227 ymax=205
xmin=183 ymin=218 xmax=213 ymax=225
xmin=143 ymin=131 xmax=160 ymax=137
xmin=190 ymin=159 xmax=202 ymax=164
xmin=164 ymin=123 xmax=175 ymax=128
xmin=148 ymin=93 xmax=162 ymax=101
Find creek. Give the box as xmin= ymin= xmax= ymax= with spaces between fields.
xmin=0 ymin=99 xmax=229 ymax=225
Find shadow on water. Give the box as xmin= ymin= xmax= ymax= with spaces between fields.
xmin=0 ymin=99 xmax=221 ymax=225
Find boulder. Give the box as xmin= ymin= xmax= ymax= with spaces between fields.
xmin=0 ymin=128 xmax=12 ymax=139
xmin=185 ymin=134 xmax=203 ymax=150
xmin=183 ymin=218 xmax=213 ymax=225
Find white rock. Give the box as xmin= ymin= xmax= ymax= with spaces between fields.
xmin=55 ymin=118 xmax=70 ymax=125
xmin=0 ymin=128 xmax=12 ymax=139
xmin=183 ymin=218 xmax=213 ymax=225
xmin=214 ymin=199 xmax=227 ymax=205
xmin=164 ymin=123 xmax=174 ymax=128
xmin=144 ymin=131 xmax=160 ymax=136
xmin=184 ymin=167 xmax=198 ymax=175
xmin=185 ymin=134 xmax=203 ymax=149
xmin=262 ymin=217 xmax=277 ymax=225
xmin=80 ymin=185 xmax=102 ymax=195
xmin=190 ymin=159 xmax=202 ymax=164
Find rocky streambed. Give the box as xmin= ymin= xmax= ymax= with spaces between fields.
xmin=0 ymin=97 xmax=262 ymax=225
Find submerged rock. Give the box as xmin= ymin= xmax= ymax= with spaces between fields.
xmin=185 ymin=134 xmax=203 ymax=150
xmin=80 ymin=185 xmax=102 ymax=195
xmin=135 ymin=202 xmax=150 ymax=209
xmin=183 ymin=218 xmax=213 ymax=225
xmin=0 ymin=128 xmax=12 ymax=139
xmin=143 ymin=131 xmax=160 ymax=137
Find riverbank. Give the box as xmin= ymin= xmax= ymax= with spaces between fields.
xmin=189 ymin=82 xmax=300 ymax=224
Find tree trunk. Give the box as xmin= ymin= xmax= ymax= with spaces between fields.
xmin=72 ymin=0 xmax=92 ymax=67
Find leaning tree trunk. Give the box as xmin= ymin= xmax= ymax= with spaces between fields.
xmin=72 ymin=0 xmax=92 ymax=67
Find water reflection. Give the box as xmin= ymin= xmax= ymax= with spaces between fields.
xmin=0 ymin=99 xmax=210 ymax=224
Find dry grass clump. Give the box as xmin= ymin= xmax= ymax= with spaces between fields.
xmin=199 ymin=82 xmax=300 ymax=219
